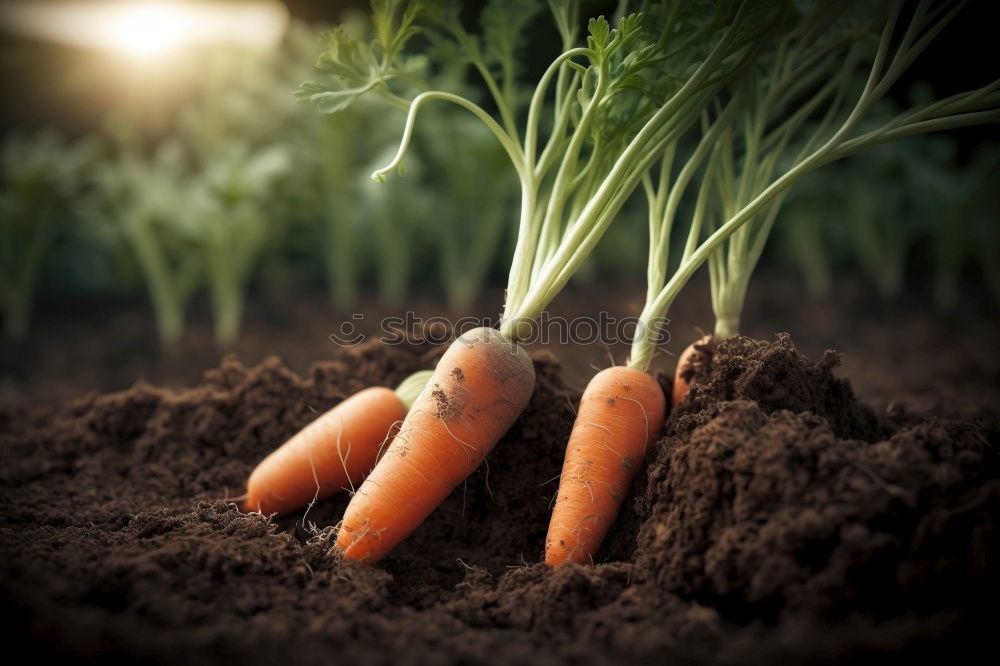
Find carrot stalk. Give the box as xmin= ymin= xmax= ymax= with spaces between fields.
xmin=545 ymin=366 xmax=665 ymax=566
xmin=394 ymin=369 xmax=434 ymax=410
xmin=337 ymin=327 xmax=535 ymax=563
xmin=242 ymin=370 xmax=432 ymax=516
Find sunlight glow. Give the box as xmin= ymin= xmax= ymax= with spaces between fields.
xmin=0 ymin=1 xmax=289 ymax=58
xmin=109 ymin=3 xmax=187 ymax=57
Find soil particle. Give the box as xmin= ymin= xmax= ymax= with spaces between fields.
xmin=430 ymin=381 xmax=470 ymax=423
xmin=1 ymin=334 xmax=996 ymax=664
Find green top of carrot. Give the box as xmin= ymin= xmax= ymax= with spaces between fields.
xmin=626 ymin=0 xmax=1000 ymax=371
xmin=298 ymin=0 xmax=785 ymax=341
xmin=394 ymin=369 xmax=433 ymax=410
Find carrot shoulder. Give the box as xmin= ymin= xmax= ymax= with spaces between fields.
xmin=243 ymin=386 xmax=407 ymax=516
xmin=337 ymin=327 xmax=535 ymax=563
xmin=545 ymin=366 xmax=665 ymax=566
xmin=671 ymin=334 xmax=713 ymax=405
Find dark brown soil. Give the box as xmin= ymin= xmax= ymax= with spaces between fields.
xmin=1 ymin=331 xmax=996 ymax=665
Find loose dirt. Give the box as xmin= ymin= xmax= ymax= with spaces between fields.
xmin=1 ymin=334 xmax=996 ymax=664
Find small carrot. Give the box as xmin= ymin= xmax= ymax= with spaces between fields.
xmin=671 ymin=334 xmax=714 ymax=405
xmin=243 ymin=370 xmax=432 ymax=516
xmin=545 ymin=366 xmax=665 ymax=566
xmin=337 ymin=327 xmax=535 ymax=563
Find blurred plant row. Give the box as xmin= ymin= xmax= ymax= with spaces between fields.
xmin=776 ymin=134 xmax=1000 ymax=310
xmin=1 ymin=21 xmax=997 ymax=348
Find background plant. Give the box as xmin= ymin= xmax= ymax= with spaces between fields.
xmin=772 ymin=173 xmax=835 ymax=299
xmin=839 ymin=135 xmax=943 ymax=300
xmin=0 ymin=131 xmax=95 ymax=340
xmin=187 ymin=142 xmax=291 ymax=346
xmin=412 ymin=86 xmax=517 ymax=312
xmin=88 ymin=133 xmax=201 ymax=348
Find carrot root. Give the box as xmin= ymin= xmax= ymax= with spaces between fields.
xmin=243 ymin=386 xmax=407 ymax=516
xmin=337 ymin=327 xmax=535 ymax=564
xmin=545 ymin=366 xmax=666 ymax=567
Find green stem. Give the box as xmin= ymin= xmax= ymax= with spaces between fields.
xmin=128 ymin=221 xmax=185 ymax=348
xmin=156 ymin=297 xmax=185 ymax=349
xmin=713 ymin=313 xmax=741 ymax=338
xmin=371 ymin=91 xmax=525 ymax=182
xmin=0 ymin=202 xmax=57 ymax=341
xmin=501 ymin=14 xmax=765 ymax=337
xmin=325 ymin=177 xmax=358 ymax=310
xmin=210 ymin=273 xmax=244 ymax=348
xmin=787 ymin=214 xmax=831 ymax=298
xmin=525 ymin=48 xmax=593 ymax=169
xmin=394 ymin=369 xmax=433 ymax=410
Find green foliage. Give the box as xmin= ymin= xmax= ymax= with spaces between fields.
xmin=905 ymin=139 xmax=1000 ymax=311
xmin=840 ymin=142 xmax=933 ymax=300
xmin=0 ymin=131 xmax=96 ymax=340
xmin=415 ymin=110 xmax=517 ymax=311
xmin=772 ymin=134 xmax=1000 ymax=312
xmin=88 ymin=136 xmax=202 ymax=348
xmin=189 ymin=143 xmax=291 ymax=346
xmin=8 ymin=1 xmax=1000 ymax=353
xmin=296 ymin=1 xmax=425 ymax=113
xmin=302 ymin=0 xmax=789 ymax=344
xmin=630 ymin=0 xmax=1000 ymax=366
xmin=88 ymin=33 xmax=299 ymax=349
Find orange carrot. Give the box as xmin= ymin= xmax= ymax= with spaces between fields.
xmin=337 ymin=327 xmax=535 ymax=563
xmin=545 ymin=366 xmax=665 ymax=566
xmin=244 ymin=384 xmax=414 ymax=516
xmin=671 ymin=334 xmax=714 ymax=405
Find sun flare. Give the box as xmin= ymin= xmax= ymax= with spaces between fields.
xmin=0 ymin=1 xmax=288 ymax=59
xmin=107 ymin=3 xmax=187 ymax=58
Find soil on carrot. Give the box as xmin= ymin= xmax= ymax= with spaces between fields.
xmin=1 ymin=332 xmax=996 ymax=665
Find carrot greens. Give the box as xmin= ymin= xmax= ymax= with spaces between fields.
xmin=627 ymin=0 xmax=1000 ymax=368
xmin=301 ymin=0 xmax=785 ymax=339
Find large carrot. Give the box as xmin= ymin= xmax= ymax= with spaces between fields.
xmin=545 ymin=366 xmax=665 ymax=566
xmin=337 ymin=327 xmax=535 ymax=563
xmin=243 ymin=370 xmax=431 ymax=516
xmin=671 ymin=334 xmax=714 ymax=406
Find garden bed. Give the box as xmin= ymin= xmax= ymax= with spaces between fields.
xmin=1 ymin=325 xmax=996 ymax=664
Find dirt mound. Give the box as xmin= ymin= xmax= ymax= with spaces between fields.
xmin=1 ymin=335 xmax=996 ymax=664
xmin=634 ymin=336 xmax=997 ymax=623
xmin=674 ymin=333 xmax=887 ymax=440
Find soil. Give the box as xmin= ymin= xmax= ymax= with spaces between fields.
xmin=2 ymin=320 xmax=997 ymax=664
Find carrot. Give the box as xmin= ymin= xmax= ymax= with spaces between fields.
xmin=545 ymin=366 xmax=665 ymax=566
xmin=671 ymin=334 xmax=714 ymax=406
xmin=243 ymin=370 xmax=432 ymax=516
xmin=337 ymin=327 xmax=535 ymax=563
